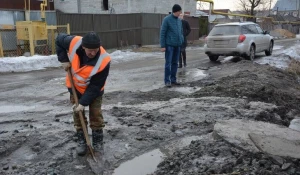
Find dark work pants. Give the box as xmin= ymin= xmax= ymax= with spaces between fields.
xmin=70 ymin=94 xmax=105 ymax=131
xmin=179 ymin=48 xmax=186 ymax=66
xmin=164 ymin=46 xmax=181 ymax=84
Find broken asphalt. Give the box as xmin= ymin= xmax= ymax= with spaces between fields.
xmin=1 ymin=39 xmax=300 ymax=175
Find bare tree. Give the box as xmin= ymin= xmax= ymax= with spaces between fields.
xmin=197 ymin=1 xmax=209 ymax=10
xmin=238 ymin=0 xmax=270 ymax=16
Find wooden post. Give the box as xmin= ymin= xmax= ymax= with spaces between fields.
xmin=51 ymin=28 xmax=55 ymax=54
xmin=28 ymin=23 xmax=35 ymax=56
xmin=0 ymin=33 xmax=3 ymax=57
xmin=67 ymin=23 xmax=70 ymax=34
xmin=67 ymin=69 xmax=97 ymax=162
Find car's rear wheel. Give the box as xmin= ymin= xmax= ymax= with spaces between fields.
xmin=246 ymin=45 xmax=255 ymax=61
xmin=209 ymin=55 xmax=219 ymax=62
xmin=265 ymin=41 xmax=273 ymax=56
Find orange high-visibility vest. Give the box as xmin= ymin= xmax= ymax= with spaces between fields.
xmin=65 ymin=36 xmax=111 ymax=94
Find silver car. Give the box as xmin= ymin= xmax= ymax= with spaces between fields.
xmin=204 ymin=22 xmax=274 ymax=61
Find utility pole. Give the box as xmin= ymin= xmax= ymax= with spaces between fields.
xmin=182 ymin=0 xmax=186 ymax=15
xmin=298 ymin=0 xmax=300 ymax=18
xmin=269 ymin=0 xmax=272 ymax=15
xmin=24 ymin=0 xmax=30 ymax=21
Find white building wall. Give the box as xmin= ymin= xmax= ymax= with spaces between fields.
xmin=55 ymin=0 xmax=197 ymax=15
xmin=54 ymin=0 xmax=79 ymax=13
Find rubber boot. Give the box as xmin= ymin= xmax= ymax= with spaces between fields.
xmin=92 ymin=129 xmax=104 ymax=152
xmin=76 ymin=130 xmax=87 ymax=156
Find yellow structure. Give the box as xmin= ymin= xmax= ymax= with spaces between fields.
xmin=16 ymin=0 xmax=49 ymax=56
xmin=14 ymin=0 xmax=70 ymax=56
xmin=40 ymin=0 xmax=47 ymax=22
xmin=0 ymin=33 xmax=3 ymax=57
xmin=16 ymin=21 xmax=48 ymax=40
xmin=16 ymin=21 xmax=48 ymax=56
xmin=0 ymin=0 xmax=70 ymax=57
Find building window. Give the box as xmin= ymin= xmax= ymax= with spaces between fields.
xmin=103 ymin=0 xmax=109 ymax=10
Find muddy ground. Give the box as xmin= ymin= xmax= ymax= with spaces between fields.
xmin=1 ymin=40 xmax=300 ymax=175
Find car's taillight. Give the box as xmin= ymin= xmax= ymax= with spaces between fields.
xmin=238 ymin=35 xmax=246 ymax=43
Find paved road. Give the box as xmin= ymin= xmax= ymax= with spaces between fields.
xmin=0 ymin=39 xmax=297 ymax=93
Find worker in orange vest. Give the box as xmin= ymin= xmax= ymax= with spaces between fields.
xmin=56 ymin=32 xmax=110 ymax=156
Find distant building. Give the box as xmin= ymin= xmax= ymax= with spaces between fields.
xmin=0 ymin=0 xmax=55 ymax=26
xmin=272 ymin=0 xmax=300 ymax=17
xmin=0 ymin=0 xmax=54 ymax=10
xmin=196 ymin=9 xmax=234 ymax=22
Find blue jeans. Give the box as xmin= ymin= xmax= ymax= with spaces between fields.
xmin=164 ymin=46 xmax=181 ymax=84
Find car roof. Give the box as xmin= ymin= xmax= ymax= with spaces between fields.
xmin=215 ymin=22 xmax=257 ymax=27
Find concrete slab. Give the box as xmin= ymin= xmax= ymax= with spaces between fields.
xmin=213 ymin=119 xmax=300 ymax=157
xmin=249 ymin=133 xmax=300 ymax=159
xmin=289 ymin=118 xmax=300 ymax=132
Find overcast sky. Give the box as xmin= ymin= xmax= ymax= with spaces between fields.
xmin=200 ymin=0 xmax=278 ymax=10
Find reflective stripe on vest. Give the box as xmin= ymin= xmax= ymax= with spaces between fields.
xmin=73 ymin=52 xmax=110 ymax=87
xmin=69 ymin=38 xmax=82 ymax=62
xmin=68 ymin=38 xmax=83 ymax=78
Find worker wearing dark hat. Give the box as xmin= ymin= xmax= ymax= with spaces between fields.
xmin=160 ymin=4 xmax=184 ymax=88
xmin=56 ymin=32 xmax=111 ymax=156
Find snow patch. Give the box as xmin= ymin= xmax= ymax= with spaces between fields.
xmin=0 ymin=55 xmax=60 ymax=73
xmin=273 ymin=45 xmax=284 ymax=51
xmin=110 ymin=50 xmax=163 ymax=63
xmin=255 ymin=56 xmax=290 ymax=69
xmin=221 ymin=56 xmax=234 ymax=63
xmin=0 ymin=50 xmax=164 ymax=72
xmin=256 ymin=44 xmax=300 ymax=69
xmin=168 ymin=86 xmax=202 ymax=94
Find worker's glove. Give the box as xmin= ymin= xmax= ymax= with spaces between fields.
xmin=61 ymin=62 xmax=71 ymax=71
xmin=72 ymin=104 xmax=84 ymax=112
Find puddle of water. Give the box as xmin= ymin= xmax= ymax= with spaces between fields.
xmin=0 ymin=105 xmax=36 ymax=113
xmin=113 ymin=149 xmax=166 ymax=175
xmin=168 ymin=87 xmax=201 ymax=94
xmin=113 ymin=136 xmax=204 ymax=175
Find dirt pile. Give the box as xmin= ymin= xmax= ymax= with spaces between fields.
xmin=191 ymin=62 xmax=300 ymax=125
xmin=154 ymin=139 xmax=300 ymax=175
xmin=271 ymin=29 xmax=296 ymax=38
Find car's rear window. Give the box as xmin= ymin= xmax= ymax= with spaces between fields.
xmin=209 ymin=25 xmax=241 ymax=36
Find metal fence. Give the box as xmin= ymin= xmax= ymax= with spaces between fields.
xmin=0 ymin=12 xmax=201 ymax=57
xmin=259 ymin=20 xmax=300 ymax=34
xmin=57 ymin=12 xmax=200 ymax=49
xmin=185 ymin=16 xmax=202 ymax=42
xmin=0 ymin=25 xmax=69 ymax=57
xmin=0 ymin=10 xmax=56 ymax=25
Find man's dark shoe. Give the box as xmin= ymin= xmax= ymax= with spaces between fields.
xmin=171 ymin=82 xmax=181 ymax=86
xmin=165 ymin=83 xmax=172 ymax=88
xmin=92 ymin=129 xmax=104 ymax=152
xmin=178 ymin=65 xmax=182 ymax=68
xmin=76 ymin=130 xmax=87 ymax=156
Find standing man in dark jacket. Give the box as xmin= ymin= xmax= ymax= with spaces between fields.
xmin=178 ymin=14 xmax=191 ymax=68
xmin=56 ymin=32 xmax=111 ymax=156
xmin=160 ymin=4 xmax=184 ymax=88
